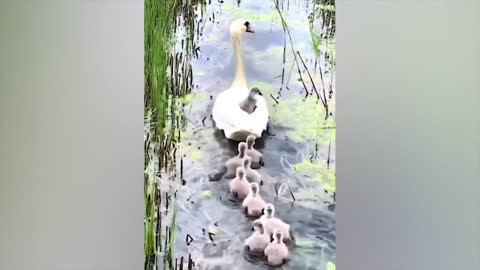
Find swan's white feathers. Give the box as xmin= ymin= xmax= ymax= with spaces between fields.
xmin=212 ymin=87 xmax=269 ymax=140
xmin=212 ymin=19 xmax=269 ymax=141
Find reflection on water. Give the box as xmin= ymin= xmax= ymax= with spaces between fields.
xmin=153 ymin=0 xmax=336 ymax=269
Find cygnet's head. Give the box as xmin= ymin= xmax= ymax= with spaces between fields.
xmin=242 ymin=155 xmax=252 ymax=168
xmin=250 ymin=182 xmax=259 ymax=195
xmin=273 ymin=229 xmax=283 ymax=243
xmin=229 ymin=19 xmax=255 ymax=37
xmin=248 ymin=87 xmax=262 ymax=100
xmin=246 ymin=135 xmax=256 ymax=148
xmin=252 ymin=220 xmax=265 ymax=233
xmin=238 ymin=142 xmax=247 ymax=157
xmin=265 ymin=203 xmax=275 ymax=218
xmin=236 ymin=166 xmax=246 ymax=179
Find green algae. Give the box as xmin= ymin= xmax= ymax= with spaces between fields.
xmin=271 ymin=96 xmax=330 ymax=142
xmin=327 ymin=261 xmax=336 ymax=270
xmin=199 ymin=190 xmax=212 ymax=199
xmin=292 ymin=158 xmax=336 ymax=194
xmin=293 ymin=159 xmax=324 ymax=175
xmin=190 ymin=150 xmax=203 ymax=161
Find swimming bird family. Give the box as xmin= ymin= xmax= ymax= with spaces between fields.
xmin=211 ymin=19 xmax=293 ymax=266
xmin=226 ymin=135 xmax=292 ymax=267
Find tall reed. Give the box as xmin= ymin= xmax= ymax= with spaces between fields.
xmin=144 ymin=0 xmax=206 ymax=268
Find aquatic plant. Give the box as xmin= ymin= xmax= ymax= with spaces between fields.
xmin=271 ymin=96 xmax=335 ymax=142
xmin=144 ymin=0 xmax=206 ymax=267
xmin=164 ymin=206 xmax=177 ymax=269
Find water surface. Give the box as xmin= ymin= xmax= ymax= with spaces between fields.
xmin=167 ymin=1 xmax=336 ymax=269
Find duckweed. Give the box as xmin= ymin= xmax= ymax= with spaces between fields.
xmin=271 ymin=96 xmax=330 ymax=142
xmin=199 ymin=190 xmax=212 ymax=199
xmin=190 ymin=150 xmax=203 ymax=161
xmin=327 ymin=261 xmax=336 ymax=270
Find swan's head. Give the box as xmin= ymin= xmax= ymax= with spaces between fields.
xmin=273 ymin=229 xmax=283 ymax=243
xmin=236 ymin=166 xmax=246 ymax=179
xmin=250 ymin=182 xmax=260 ymax=195
xmin=252 ymin=220 xmax=265 ymax=233
xmin=246 ymin=135 xmax=256 ymax=148
xmin=265 ymin=203 xmax=275 ymax=218
xmin=242 ymin=155 xmax=252 ymax=169
xmin=238 ymin=142 xmax=247 ymax=156
xmin=229 ymin=19 xmax=255 ymax=37
xmin=248 ymin=87 xmax=263 ymax=100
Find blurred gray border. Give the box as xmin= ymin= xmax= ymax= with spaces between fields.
xmin=1 ymin=1 xmax=144 ymax=269
xmin=0 ymin=0 xmax=479 ymax=270
xmin=337 ymin=0 xmax=480 ymax=269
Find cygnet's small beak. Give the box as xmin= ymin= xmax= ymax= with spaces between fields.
xmin=246 ymin=25 xmax=255 ymax=33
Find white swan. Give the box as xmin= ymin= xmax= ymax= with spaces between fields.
xmin=212 ymin=19 xmax=269 ymax=141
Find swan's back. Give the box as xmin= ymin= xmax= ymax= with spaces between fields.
xmin=212 ymin=86 xmax=269 ymax=141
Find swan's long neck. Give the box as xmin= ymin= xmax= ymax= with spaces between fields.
xmin=231 ymin=35 xmax=247 ymax=89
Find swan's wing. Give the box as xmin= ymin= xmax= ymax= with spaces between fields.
xmin=212 ymin=91 xmax=233 ymax=130
xmin=212 ymin=90 xmax=250 ymax=129
xmin=212 ymin=89 xmax=269 ymax=140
